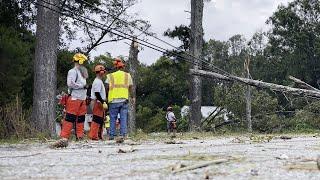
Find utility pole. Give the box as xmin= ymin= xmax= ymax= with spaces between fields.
xmin=128 ymin=37 xmax=139 ymax=135
xmin=189 ymin=0 xmax=204 ymax=131
xmin=244 ymin=57 xmax=252 ymax=132
xmin=32 ymin=0 xmax=60 ymax=136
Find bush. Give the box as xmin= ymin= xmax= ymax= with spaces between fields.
xmin=0 ymin=96 xmax=36 ymax=139
xmin=283 ymin=101 xmax=320 ymax=132
xmin=136 ymin=104 xmax=183 ymax=133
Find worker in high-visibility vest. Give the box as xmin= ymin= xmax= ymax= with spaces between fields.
xmin=105 ymin=58 xmax=134 ymax=141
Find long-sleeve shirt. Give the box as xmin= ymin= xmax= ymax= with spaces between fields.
xmin=67 ymin=67 xmax=87 ymax=100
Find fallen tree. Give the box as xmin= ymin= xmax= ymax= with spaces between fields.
xmin=190 ymin=69 xmax=320 ymax=99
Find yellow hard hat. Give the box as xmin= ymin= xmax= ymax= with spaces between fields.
xmin=73 ymin=53 xmax=87 ymax=65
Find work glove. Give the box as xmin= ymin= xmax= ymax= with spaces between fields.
xmin=103 ymin=102 xmax=108 ymax=110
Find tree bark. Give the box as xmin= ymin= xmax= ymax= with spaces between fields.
xmin=244 ymin=58 xmax=252 ymax=132
xmin=246 ymin=80 xmax=252 ymax=132
xmin=128 ymin=37 xmax=139 ymax=135
xmin=32 ymin=0 xmax=60 ymax=136
xmin=189 ymin=0 xmax=204 ymax=131
xmin=288 ymin=76 xmax=320 ymax=91
xmin=190 ymin=69 xmax=320 ymax=99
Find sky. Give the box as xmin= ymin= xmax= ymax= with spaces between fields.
xmin=87 ymin=0 xmax=293 ymax=65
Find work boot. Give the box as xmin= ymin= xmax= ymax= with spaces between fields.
xmin=116 ymin=136 xmax=124 ymax=143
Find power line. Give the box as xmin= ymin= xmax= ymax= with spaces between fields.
xmin=36 ymin=0 xmax=231 ymax=75
xmin=40 ymin=0 xmax=228 ymax=74
xmin=39 ymin=0 xmax=225 ymax=74
xmin=36 ymin=0 xmax=205 ymax=68
xmin=75 ymin=0 xmax=232 ymax=75
xmin=76 ymin=0 xmax=181 ymax=50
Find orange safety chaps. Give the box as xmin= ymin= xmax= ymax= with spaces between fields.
xmin=88 ymin=100 xmax=105 ymax=140
xmin=60 ymin=98 xmax=86 ymax=139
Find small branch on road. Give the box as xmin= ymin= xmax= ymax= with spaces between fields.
xmin=172 ymin=159 xmax=229 ymax=174
xmin=0 ymin=153 xmax=42 ymax=159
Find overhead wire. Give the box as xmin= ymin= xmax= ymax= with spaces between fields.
xmin=35 ymin=0 xmax=232 ymax=76
xmin=39 ymin=0 xmax=230 ymax=75
xmin=75 ymin=0 xmax=232 ymax=75
xmin=36 ymin=0 xmax=206 ymax=69
xmin=34 ymin=0 xmax=320 ymax=102
xmin=76 ymin=0 xmax=182 ymax=50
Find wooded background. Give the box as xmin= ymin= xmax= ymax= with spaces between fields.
xmin=1 ymin=0 xmax=320 ymax=139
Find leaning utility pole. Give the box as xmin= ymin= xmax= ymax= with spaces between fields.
xmin=128 ymin=37 xmax=139 ymax=134
xmin=189 ymin=0 xmax=204 ymax=131
xmin=32 ymin=0 xmax=60 ymax=136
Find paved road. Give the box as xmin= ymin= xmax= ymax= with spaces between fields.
xmin=1 ymin=135 xmax=320 ymax=179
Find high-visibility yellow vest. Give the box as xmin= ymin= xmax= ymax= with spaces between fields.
xmin=107 ymin=70 xmax=130 ymax=102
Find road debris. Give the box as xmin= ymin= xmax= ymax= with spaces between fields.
xmin=231 ymin=137 xmax=246 ymax=143
xmin=165 ymin=140 xmax=184 ymax=144
xmin=170 ymin=163 xmax=187 ymax=171
xmin=49 ymin=139 xmax=68 ymax=149
xmin=279 ymin=136 xmax=292 ymax=140
xmin=172 ymin=159 xmax=229 ymax=174
xmin=250 ymin=169 xmax=259 ymax=176
xmin=118 ymin=146 xmax=136 ymax=153
xmin=276 ymin=154 xmax=289 ymax=160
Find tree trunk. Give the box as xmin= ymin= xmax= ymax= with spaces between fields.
xmin=32 ymin=0 xmax=60 ymax=136
xmin=190 ymin=69 xmax=320 ymax=98
xmin=245 ymin=58 xmax=252 ymax=132
xmin=189 ymin=0 xmax=204 ymax=131
xmin=128 ymin=37 xmax=139 ymax=135
xmin=246 ymin=82 xmax=252 ymax=132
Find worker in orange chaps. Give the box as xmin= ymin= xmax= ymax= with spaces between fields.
xmin=60 ymin=53 xmax=88 ymax=141
xmin=88 ymin=64 xmax=108 ymax=140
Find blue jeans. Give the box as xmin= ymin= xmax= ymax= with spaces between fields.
xmin=109 ymin=102 xmax=128 ymax=138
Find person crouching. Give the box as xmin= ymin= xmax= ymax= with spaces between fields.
xmin=88 ymin=64 xmax=108 ymax=140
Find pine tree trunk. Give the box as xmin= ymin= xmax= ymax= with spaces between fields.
xmin=128 ymin=38 xmax=139 ymax=135
xmin=245 ymin=59 xmax=252 ymax=132
xmin=189 ymin=0 xmax=204 ymax=131
xmin=32 ymin=0 xmax=60 ymax=136
xmin=246 ymin=82 xmax=252 ymax=132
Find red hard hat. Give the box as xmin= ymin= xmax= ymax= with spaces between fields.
xmin=113 ymin=58 xmax=125 ymax=68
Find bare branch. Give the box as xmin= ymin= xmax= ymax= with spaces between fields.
xmin=84 ymin=6 xmax=131 ymax=54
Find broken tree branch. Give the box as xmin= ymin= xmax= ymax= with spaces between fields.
xmin=190 ymin=69 xmax=320 ymax=99
xmin=172 ymin=159 xmax=228 ymax=174
xmin=288 ymin=76 xmax=320 ymax=92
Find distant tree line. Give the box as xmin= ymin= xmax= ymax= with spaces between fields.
xmin=0 ymin=0 xmax=320 ymax=138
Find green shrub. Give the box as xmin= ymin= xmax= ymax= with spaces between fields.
xmin=0 ymin=96 xmax=36 ymax=139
